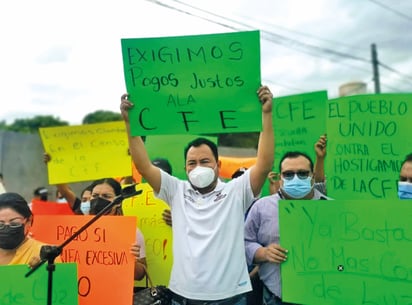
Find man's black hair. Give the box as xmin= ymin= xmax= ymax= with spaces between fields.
xmin=278 ymin=151 xmax=314 ymax=173
xmin=33 ymin=186 xmax=48 ymax=201
xmin=152 ymin=158 xmax=173 ymax=175
xmin=231 ymin=167 xmax=247 ymax=179
xmin=401 ymin=153 xmax=412 ymax=168
xmin=184 ymin=138 xmax=218 ymax=162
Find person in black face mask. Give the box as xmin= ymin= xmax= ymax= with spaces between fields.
xmin=89 ymin=178 xmax=147 ymax=281
xmin=0 ymin=192 xmax=62 ymax=266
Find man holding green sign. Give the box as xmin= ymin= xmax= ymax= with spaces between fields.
xmin=244 ymin=151 xmax=330 ymax=305
xmin=120 ymin=84 xmax=274 ymax=305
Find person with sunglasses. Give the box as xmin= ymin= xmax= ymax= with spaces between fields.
xmin=0 ymin=192 xmax=62 ymax=266
xmin=268 ymin=134 xmax=327 ymax=196
xmin=398 ymin=153 xmax=412 ymax=199
xmin=244 ymin=151 xmax=331 ymax=305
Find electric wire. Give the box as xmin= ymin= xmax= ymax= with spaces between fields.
xmin=147 ymin=0 xmax=411 ymax=93
xmin=366 ymin=0 xmax=412 ymax=22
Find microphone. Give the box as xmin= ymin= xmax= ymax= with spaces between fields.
xmin=121 ymin=183 xmax=142 ymax=199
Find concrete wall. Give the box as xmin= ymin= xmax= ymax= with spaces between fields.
xmin=0 ymin=130 xmax=90 ymax=202
xmin=0 ymin=131 xmax=257 ymax=203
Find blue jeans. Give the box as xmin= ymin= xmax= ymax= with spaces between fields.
xmin=262 ymin=286 xmax=297 ymax=305
xmin=171 ymin=293 xmax=247 ymax=305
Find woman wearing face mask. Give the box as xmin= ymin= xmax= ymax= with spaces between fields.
xmin=0 ymin=192 xmax=62 ymax=266
xmin=89 ymin=178 xmax=147 ymax=281
xmin=398 ymin=153 xmax=412 ymax=199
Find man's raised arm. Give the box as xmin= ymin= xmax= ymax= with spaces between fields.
xmin=120 ymin=93 xmax=161 ymax=193
xmin=250 ymin=85 xmax=274 ymax=196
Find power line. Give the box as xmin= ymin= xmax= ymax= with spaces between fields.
xmin=147 ymin=0 xmax=371 ymax=68
xmin=380 ymin=82 xmax=405 ymax=92
xmin=147 ymin=0 xmax=411 ymax=92
xmin=146 ymin=0 xmax=374 ymax=94
xmin=366 ymin=0 xmax=412 ymax=22
xmin=378 ymin=62 xmax=412 ymax=83
xmin=170 ymin=0 xmax=370 ymax=63
xmin=146 ymin=0 xmax=240 ymax=31
xmin=236 ymin=15 xmax=365 ymax=52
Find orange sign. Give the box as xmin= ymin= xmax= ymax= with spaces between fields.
xmin=31 ymin=199 xmax=75 ymax=215
xmin=31 ymin=215 xmax=136 ymax=305
xmin=219 ymin=156 xmax=257 ymax=179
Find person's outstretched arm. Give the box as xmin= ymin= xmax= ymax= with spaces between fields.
xmin=314 ymin=134 xmax=327 ymax=183
xmin=43 ymin=152 xmax=77 ymax=208
xmin=249 ymin=86 xmax=274 ymax=197
xmin=120 ymin=94 xmax=161 ymax=193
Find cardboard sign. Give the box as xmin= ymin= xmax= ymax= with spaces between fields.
xmin=273 ymin=90 xmax=328 ymax=171
xmin=0 ymin=263 xmax=78 ymax=305
xmin=39 ymin=121 xmax=131 ymax=184
xmin=326 ymin=93 xmax=412 ymax=199
xmin=219 ymin=156 xmax=256 ymax=179
xmin=279 ymin=199 xmax=412 ymax=305
xmin=121 ymin=30 xmax=261 ymax=135
xmin=31 ymin=199 xmax=74 ymax=215
xmin=122 ymin=183 xmax=173 ymax=286
xmin=31 ymin=215 xmax=136 ymax=305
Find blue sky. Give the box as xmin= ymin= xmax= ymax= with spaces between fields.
xmin=1 ymin=0 xmax=411 ymax=125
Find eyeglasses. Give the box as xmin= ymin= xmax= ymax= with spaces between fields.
xmin=281 ymin=170 xmax=311 ymax=180
xmin=0 ymin=220 xmax=26 ymax=230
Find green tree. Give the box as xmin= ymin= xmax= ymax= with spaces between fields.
xmin=5 ymin=115 xmax=68 ymax=133
xmin=218 ymin=132 xmax=260 ymax=148
xmin=82 ymin=110 xmax=122 ymax=124
xmin=0 ymin=121 xmax=7 ymax=131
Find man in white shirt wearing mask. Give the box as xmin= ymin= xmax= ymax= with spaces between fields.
xmin=120 ymin=85 xmax=274 ymax=305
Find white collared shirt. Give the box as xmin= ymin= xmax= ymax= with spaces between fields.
xmin=156 ymin=169 xmax=256 ymax=300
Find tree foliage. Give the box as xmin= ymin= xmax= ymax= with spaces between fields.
xmin=82 ymin=110 xmax=122 ymax=124
xmin=0 ymin=116 xmax=68 ymax=133
xmin=218 ymin=132 xmax=260 ymax=148
xmin=0 ymin=111 xmax=258 ymax=148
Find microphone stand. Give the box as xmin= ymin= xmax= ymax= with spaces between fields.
xmin=25 ymin=184 xmax=142 ymax=305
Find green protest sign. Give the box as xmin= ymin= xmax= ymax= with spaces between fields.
xmin=121 ymin=31 xmax=261 ymax=136
xmin=0 ymin=263 xmax=78 ymax=305
xmin=273 ymin=90 xmax=327 ymax=171
xmin=326 ymin=93 xmax=412 ymax=200
xmin=279 ymin=199 xmax=412 ymax=305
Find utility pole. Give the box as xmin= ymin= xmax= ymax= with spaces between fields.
xmin=371 ymin=43 xmax=381 ymax=93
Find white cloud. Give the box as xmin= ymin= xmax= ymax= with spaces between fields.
xmin=0 ymin=0 xmax=411 ymax=124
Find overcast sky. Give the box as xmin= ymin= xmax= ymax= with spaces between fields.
xmin=1 ymin=0 xmax=411 ymax=125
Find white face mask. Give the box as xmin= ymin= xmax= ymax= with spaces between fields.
xmin=80 ymin=201 xmax=91 ymax=215
xmin=188 ymin=166 xmax=216 ymax=189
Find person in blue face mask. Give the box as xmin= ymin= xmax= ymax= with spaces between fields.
xmin=398 ymin=153 xmax=412 ymax=199
xmin=244 ymin=151 xmax=331 ymax=305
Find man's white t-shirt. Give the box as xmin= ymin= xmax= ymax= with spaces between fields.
xmin=156 ymin=170 xmax=256 ymax=300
